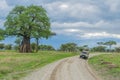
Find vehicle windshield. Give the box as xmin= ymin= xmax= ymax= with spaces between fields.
xmin=82 ymin=52 xmax=87 ymax=54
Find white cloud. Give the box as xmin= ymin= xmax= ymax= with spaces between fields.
xmin=0 ymin=0 xmax=13 ymax=19
xmin=0 ymin=0 xmax=9 ymax=9
xmin=63 ymin=29 xmax=82 ymax=33
xmin=52 ymin=20 xmax=120 ymax=39
xmin=52 ymin=20 xmax=107 ymax=29
xmin=45 ymin=1 xmax=101 ymax=22
xmin=69 ymin=3 xmax=100 ymax=18
xmin=105 ymin=0 xmax=120 ymax=12
xmin=82 ymin=32 xmax=120 ymax=39
xmin=60 ymin=4 xmax=69 ymax=9
xmin=52 ymin=21 xmax=92 ymax=28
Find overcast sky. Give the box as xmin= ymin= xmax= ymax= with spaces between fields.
xmin=0 ymin=0 xmax=120 ymax=48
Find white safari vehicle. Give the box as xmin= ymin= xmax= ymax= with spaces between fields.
xmin=80 ymin=51 xmax=89 ymax=59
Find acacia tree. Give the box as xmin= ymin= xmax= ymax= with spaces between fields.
xmin=104 ymin=40 xmax=116 ymax=51
xmin=97 ymin=42 xmax=104 ymax=46
xmin=60 ymin=43 xmax=77 ymax=52
xmin=4 ymin=5 xmax=51 ymax=53
xmin=4 ymin=44 xmax=12 ymax=50
xmin=38 ymin=45 xmax=55 ymax=51
xmin=0 ymin=43 xmax=4 ymax=50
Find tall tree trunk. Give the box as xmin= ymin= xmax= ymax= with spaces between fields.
xmin=19 ymin=36 xmax=32 ymax=53
xmin=36 ymin=38 xmax=39 ymax=52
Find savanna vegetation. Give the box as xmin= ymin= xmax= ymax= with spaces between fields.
xmin=0 ymin=4 xmax=120 ymax=80
xmin=89 ymin=53 xmax=120 ymax=80
xmin=0 ymin=51 xmax=77 ymax=80
xmin=0 ymin=5 xmax=78 ymax=80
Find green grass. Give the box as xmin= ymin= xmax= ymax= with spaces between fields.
xmin=89 ymin=53 xmax=120 ymax=80
xmin=0 ymin=51 xmax=78 ymax=80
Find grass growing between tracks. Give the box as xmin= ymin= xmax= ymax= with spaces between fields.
xmin=0 ymin=51 xmax=77 ymax=80
xmin=89 ymin=53 xmax=120 ymax=80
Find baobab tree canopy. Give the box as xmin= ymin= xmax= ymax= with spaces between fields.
xmin=4 ymin=5 xmax=51 ymax=53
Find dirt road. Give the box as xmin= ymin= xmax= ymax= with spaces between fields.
xmin=22 ymin=54 xmax=101 ymax=80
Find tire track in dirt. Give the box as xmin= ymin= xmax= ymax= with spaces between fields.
xmin=49 ymin=59 xmax=69 ymax=80
xmin=22 ymin=54 xmax=103 ymax=80
xmin=85 ymin=61 xmax=101 ymax=80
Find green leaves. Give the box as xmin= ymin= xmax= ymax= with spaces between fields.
xmin=104 ymin=40 xmax=116 ymax=46
xmin=4 ymin=5 xmax=51 ymax=39
xmin=60 ymin=43 xmax=77 ymax=52
xmin=0 ymin=29 xmax=5 ymax=40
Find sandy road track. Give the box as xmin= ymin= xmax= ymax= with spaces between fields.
xmin=22 ymin=54 xmax=101 ymax=80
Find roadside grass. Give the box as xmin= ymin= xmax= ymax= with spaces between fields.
xmin=89 ymin=53 xmax=120 ymax=80
xmin=0 ymin=51 xmax=78 ymax=80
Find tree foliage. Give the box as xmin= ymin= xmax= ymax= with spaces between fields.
xmin=0 ymin=29 xmax=5 ymax=40
xmin=0 ymin=43 xmax=4 ymax=50
xmin=35 ymin=32 xmax=56 ymax=52
xmin=97 ymin=42 xmax=104 ymax=46
xmin=31 ymin=43 xmax=37 ymax=52
xmin=4 ymin=5 xmax=51 ymax=53
xmin=4 ymin=44 xmax=12 ymax=50
xmin=77 ymin=45 xmax=89 ymax=52
xmin=38 ymin=45 xmax=55 ymax=51
xmin=91 ymin=46 xmax=106 ymax=52
xmin=60 ymin=43 xmax=77 ymax=52
xmin=104 ymin=40 xmax=116 ymax=51
xmin=115 ymin=47 xmax=120 ymax=52
xmin=15 ymin=38 xmax=21 ymax=46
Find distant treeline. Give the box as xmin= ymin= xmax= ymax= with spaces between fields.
xmin=1 ymin=40 xmax=120 ymax=52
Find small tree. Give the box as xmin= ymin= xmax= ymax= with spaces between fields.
xmin=0 ymin=43 xmax=4 ymax=50
xmin=4 ymin=44 xmax=12 ymax=50
xmin=60 ymin=42 xmax=77 ymax=52
xmin=91 ymin=46 xmax=106 ymax=52
xmin=104 ymin=40 xmax=116 ymax=52
xmin=97 ymin=42 xmax=104 ymax=46
xmin=38 ymin=45 xmax=55 ymax=51
xmin=31 ymin=43 xmax=37 ymax=52
xmin=115 ymin=47 xmax=120 ymax=52
xmin=35 ymin=32 xmax=56 ymax=52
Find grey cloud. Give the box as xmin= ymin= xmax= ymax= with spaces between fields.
xmin=52 ymin=20 xmax=120 ymax=39
xmin=6 ymin=0 xmax=43 ymax=6
xmin=1 ymin=0 xmax=120 ymax=39
xmin=45 ymin=1 xmax=101 ymax=23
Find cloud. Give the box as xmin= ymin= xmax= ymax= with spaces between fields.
xmin=45 ymin=1 xmax=101 ymax=22
xmin=0 ymin=0 xmax=120 ymax=42
xmin=52 ymin=20 xmax=120 ymax=39
xmin=82 ymin=32 xmax=120 ymax=39
xmin=0 ymin=0 xmax=9 ymax=9
xmin=0 ymin=0 xmax=12 ymax=19
xmin=105 ymin=0 xmax=120 ymax=12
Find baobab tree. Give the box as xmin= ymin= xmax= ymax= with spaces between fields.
xmin=4 ymin=5 xmax=52 ymax=53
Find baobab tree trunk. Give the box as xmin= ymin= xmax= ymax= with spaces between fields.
xmin=19 ymin=36 xmax=32 ymax=53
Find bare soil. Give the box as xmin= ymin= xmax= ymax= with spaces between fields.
xmin=21 ymin=54 xmax=102 ymax=80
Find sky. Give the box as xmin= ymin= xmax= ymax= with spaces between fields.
xmin=0 ymin=0 xmax=120 ymax=49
